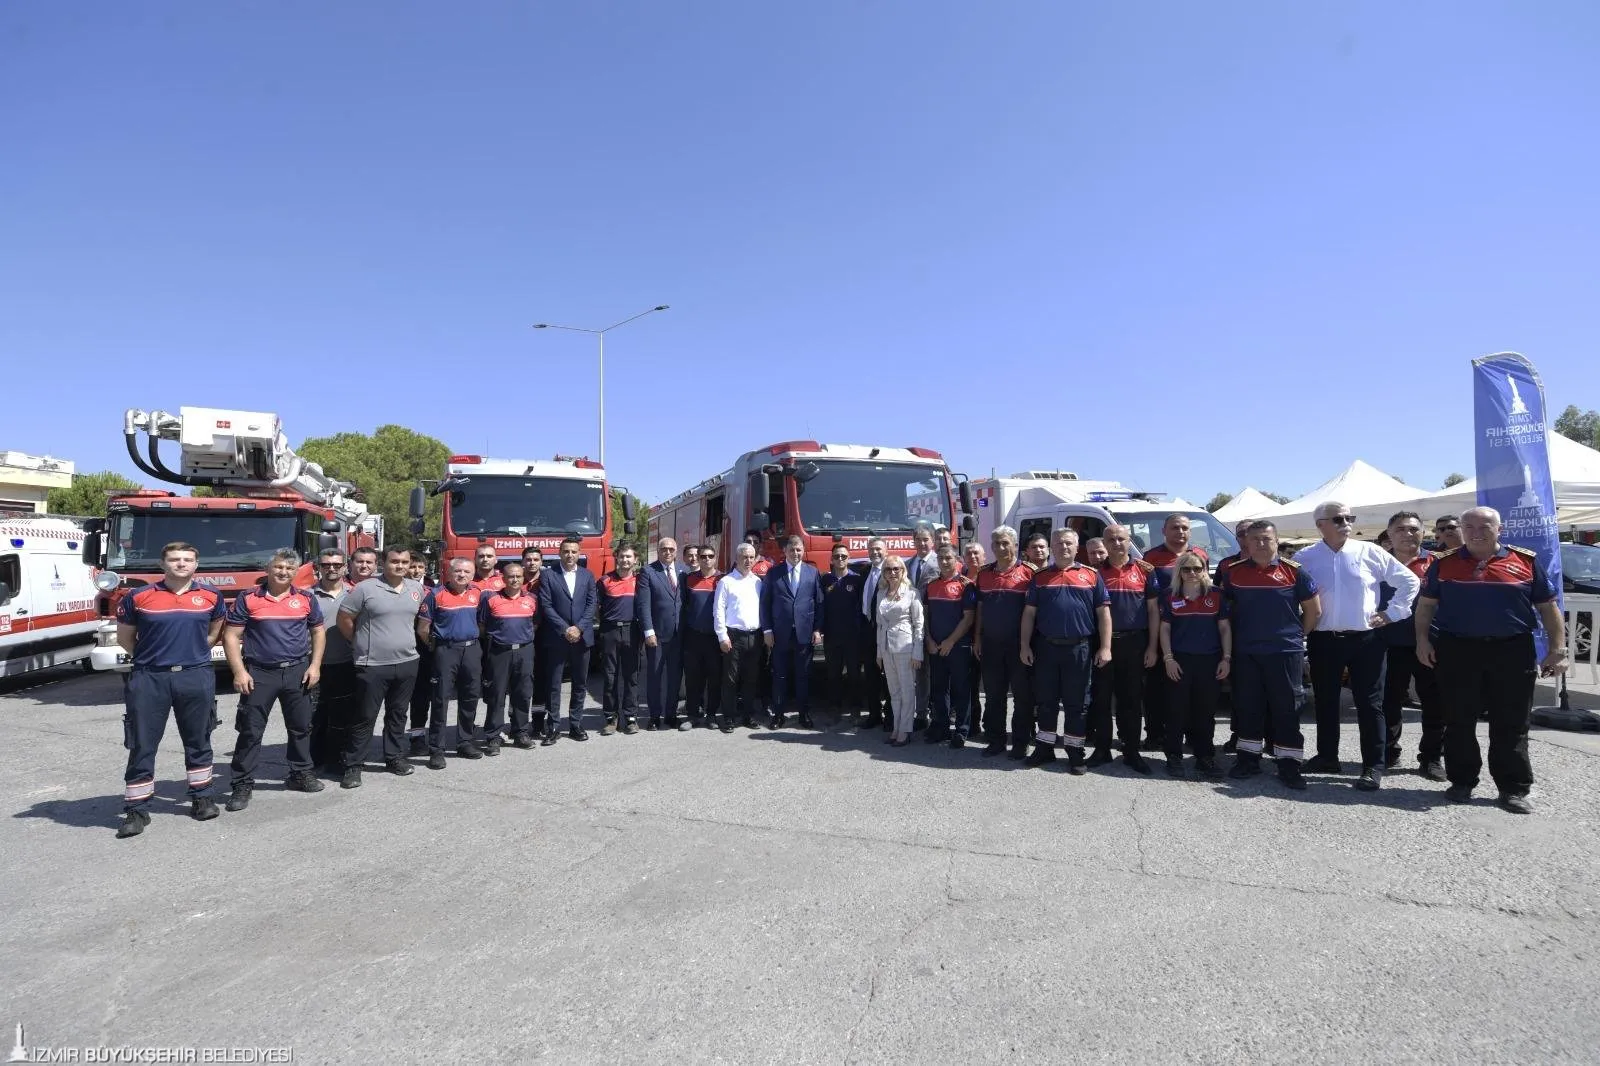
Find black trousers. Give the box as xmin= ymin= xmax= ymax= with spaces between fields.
xmin=979 ymin=636 xmax=1033 ymax=747
xmin=434 ymin=640 xmax=483 ymax=747
xmin=311 ymin=661 xmax=357 ymax=769
xmin=408 ymin=641 xmax=435 ymax=730
xmin=1233 ymin=651 xmax=1305 ymax=763
xmin=682 ymin=629 xmax=723 ymax=719
xmin=824 ymin=632 xmax=863 ymax=709
xmin=1032 ymin=638 xmax=1091 ymax=748
xmin=770 ymin=638 xmax=815 ymax=714
xmin=1089 ymin=632 xmax=1146 ymax=750
xmin=645 ymin=633 xmax=683 ymax=721
xmin=967 ymin=665 xmax=982 ymax=736
xmin=927 ymin=645 xmax=972 ymax=732
xmin=345 ymin=660 xmax=419 ymax=768
xmin=1434 ymin=633 xmax=1536 ymax=795
xmin=230 ymin=659 xmax=313 ymax=787
xmin=1383 ymin=643 xmax=1444 ymax=765
xmin=532 ymin=641 xmax=550 ymax=709
xmin=599 ymin=625 xmax=640 ymax=723
xmin=1143 ymin=663 xmax=1168 ymax=745
xmin=545 ymin=639 xmax=592 ymax=725
xmin=1166 ymin=652 xmax=1220 ymax=759
xmin=484 ymin=641 xmax=535 ymax=738
xmin=859 ymin=623 xmax=889 ymax=715
xmin=1308 ymin=629 xmax=1387 ymax=768
xmin=722 ymin=630 xmax=762 ymax=719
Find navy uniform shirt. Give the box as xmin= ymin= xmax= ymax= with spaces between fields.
xmin=478 ymin=588 xmax=537 ymax=647
xmin=1162 ymin=588 xmax=1227 ymax=656
xmin=117 ymin=582 xmax=226 ymax=669
xmin=1221 ymin=557 xmax=1318 ymax=655
xmin=1378 ymin=551 xmax=1434 ymax=648
xmin=922 ymin=574 xmax=977 ymax=646
xmin=422 ymin=585 xmax=483 ymax=643
xmin=226 ymin=585 xmax=325 ymax=664
xmin=1026 ymin=564 xmax=1110 ymax=640
xmin=597 ymin=572 xmax=640 ymax=628
xmin=1099 ymin=559 xmax=1156 ymax=633
xmin=683 ymin=571 xmax=720 ymax=634
xmin=975 ymin=562 xmax=1032 ymax=645
xmin=820 ymin=570 xmax=864 ymax=640
xmin=1423 ymin=545 xmax=1555 ymax=639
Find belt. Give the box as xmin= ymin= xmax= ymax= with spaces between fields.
xmin=1316 ymin=629 xmax=1373 ymax=637
xmin=135 ymin=663 xmax=209 ymax=673
xmin=1112 ymin=630 xmax=1145 ymax=639
xmin=435 ymin=638 xmax=478 ymax=648
xmin=492 ymin=641 xmax=530 ymax=651
xmin=727 ymin=628 xmax=760 ymax=638
xmin=1437 ymin=632 xmax=1529 ymax=643
xmin=598 ymin=622 xmax=633 ymax=632
xmin=246 ymin=657 xmax=310 ymax=670
xmin=1042 ymin=636 xmax=1091 ymax=646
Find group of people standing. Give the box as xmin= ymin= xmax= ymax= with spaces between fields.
xmin=110 ymin=502 xmax=1568 ymax=838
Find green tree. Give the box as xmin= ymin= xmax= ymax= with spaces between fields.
xmin=1204 ymin=492 xmax=1233 ymax=513
xmin=1441 ymin=472 xmax=1467 ymax=489
xmin=1554 ymin=404 xmax=1600 ymax=450
xmin=297 ymin=425 xmax=452 ymax=549
xmin=1263 ymin=491 xmax=1291 ymax=505
xmin=46 ymin=470 xmax=141 ymax=517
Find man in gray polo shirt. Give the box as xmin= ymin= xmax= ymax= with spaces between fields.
xmin=337 ymin=546 xmax=428 ymax=788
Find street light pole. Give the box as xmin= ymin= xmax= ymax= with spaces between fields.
xmin=532 ymin=304 xmax=669 ymax=469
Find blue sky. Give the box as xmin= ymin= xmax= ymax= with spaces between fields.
xmin=4 ymin=1 xmax=1599 ymax=507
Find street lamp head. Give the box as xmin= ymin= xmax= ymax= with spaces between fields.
xmin=532 ymin=323 xmax=550 ymax=329
xmin=653 ymin=305 xmax=670 ymax=312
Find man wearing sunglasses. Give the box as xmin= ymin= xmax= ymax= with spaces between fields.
xmin=1294 ymin=501 xmax=1420 ymax=791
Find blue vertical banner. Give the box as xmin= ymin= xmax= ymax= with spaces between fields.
xmin=1472 ymin=351 xmax=1565 ymax=656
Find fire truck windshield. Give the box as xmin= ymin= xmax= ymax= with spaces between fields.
xmin=794 ymin=461 xmax=952 ymax=533
xmin=447 ymin=475 xmax=608 ymax=536
xmin=108 ymin=513 xmax=302 ymax=572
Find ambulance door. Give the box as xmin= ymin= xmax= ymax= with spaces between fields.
xmin=0 ymin=551 xmax=25 ymax=638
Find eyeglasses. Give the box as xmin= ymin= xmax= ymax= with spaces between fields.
xmin=1437 ymin=523 xmax=1459 ymax=531
xmin=1178 ymin=565 xmax=1205 ymax=573
xmin=318 ymin=563 xmax=346 ymax=569
xmin=884 ymin=567 xmax=905 ymax=574
xmin=1322 ymin=515 xmax=1356 ymax=526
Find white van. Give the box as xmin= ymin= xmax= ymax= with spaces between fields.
xmin=0 ymin=517 xmax=102 ymax=677
xmin=970 ymin=472 xmax=1240 ymax=566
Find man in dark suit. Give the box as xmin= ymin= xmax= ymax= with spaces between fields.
xmin=537 ymin=535 xmax=598 ymax=742
xmin=762 ymin=534 xmax=825 ymax=729
xmin=639 ymin=537 xmax=687 ymax=730
xmin=820 ymin=543 xmax=865 ymax=714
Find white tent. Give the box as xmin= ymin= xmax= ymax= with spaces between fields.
xmin=1382 ymin=433 xmax=1600 ymax=529
xmin=1251 ymin=461 xmax=1433 ymax=539
xmin=1214 ymin=487 xmax=1278 ymax=525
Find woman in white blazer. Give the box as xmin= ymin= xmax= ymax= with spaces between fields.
xmin=874 ymin=558 xmax=924 ymax=746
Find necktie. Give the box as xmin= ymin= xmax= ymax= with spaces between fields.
xmin=789 ymin=566 xmax=799 ymax=593
xmin=863 ymin=569 xmax=877 ymax=618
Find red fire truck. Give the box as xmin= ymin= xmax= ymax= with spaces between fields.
xmin=83 ymin=407 xmax=382 ymax=672
xmin=410 ymin=454 xmax=632 ymax=578
xmin=649 ymin=441 xmax=972 ymax=570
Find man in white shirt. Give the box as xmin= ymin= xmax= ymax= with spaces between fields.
xmin=1294 ymin=501 xmax=1421 ymax=790
xmin=715 ymin=543 xmax=765 ymax=730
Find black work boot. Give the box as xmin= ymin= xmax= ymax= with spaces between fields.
xmin=191 ymin=797 xmax=220 ymax=821
xmin=225 ymin=785 xmax=253 ymax=812
xmin=116 ymin=810 xmax=150 ymax=839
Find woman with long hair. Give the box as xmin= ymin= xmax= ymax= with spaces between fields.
xmin=1159 ymin=549 xmax=1231 ymax=779
xmin=874 ymin=558 xmax=924 ymax=746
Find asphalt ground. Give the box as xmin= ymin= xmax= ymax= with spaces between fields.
xmin=2 ymin=669 xmax=1598 ymax=1065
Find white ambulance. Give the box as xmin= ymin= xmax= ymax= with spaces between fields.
xmin=969 ymin=471 xmax=1240 ymax=567
xmin=0 ymin=516 xmax=102 ymax=677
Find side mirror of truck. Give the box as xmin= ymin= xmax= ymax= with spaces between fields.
xmin=962 ymin=514 xmax=976 ymax=533
xmin=748 ymin=512 xmax=771 ymax=533
xmin=81 ymin=531 xmax=102 ymax=567
xmin=794 ymin=461 xmax=820 ymax=484
xmin=958 ymin=481 xmax=974 ymax=515
xmin=317 ymin=532 xmax=340 ymax=553
xmin=624 ymin=520 xmax=636 ymax=535
xmin=620 ymin=494 xmax=637 ymax=521
xmin=408 ymin=486 xmax=426 ymax=520
xmin=753 ymin=471 xmax=771 ymax=507
xmin=409 ymin=517 xmax=425 ymax=536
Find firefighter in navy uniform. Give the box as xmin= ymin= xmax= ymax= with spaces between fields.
xmin=113 ymin=540 xmax=227 ymax=838
xmin=478 ymin=562 xmax=539 ymax=752
xmin=421 ymin=558 xmax=483 ymax=763
xmin=1220 ymin=520 xmax=1320 ymax=791
xmin=596 ymin=546 xmax=645 ymax=735
xmin=681 ymin=546 xmax=724 ymax=728
xmin=221 ymin=548 xmax=327 ymax=812
xmin=1414 ymin=506 xmax=1567 ymax=814
xmin=1091 ymin=525 xmax=1158 ymax=772
xmin=1019 ymin=528 xmax=1112 ymax=774
xmin=1213 ymin=520 xmax=1253 ymax=754
xmin=974 ymin=526 xmax=1034 ymax=759
xmin=819 ymin=545 xmax=865 ymax=714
